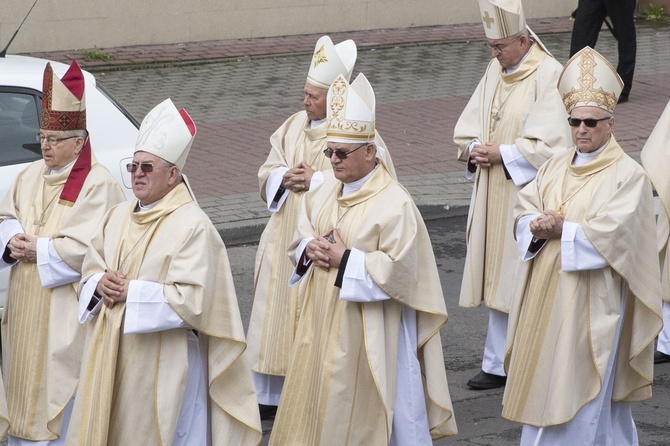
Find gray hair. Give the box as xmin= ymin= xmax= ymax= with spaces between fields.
xmin=160 ymin=158 xmax=183 ymax=182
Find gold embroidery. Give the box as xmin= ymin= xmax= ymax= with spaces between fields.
xmin=562 ymin=48 xmax=618 ymax=112
xmin=326 ymin=77 xmax=374 ymax=139
xmin=482 ymin=11 xmax=495 ymax=28
xmin=313 ymin=45 xmax=328 ymax=68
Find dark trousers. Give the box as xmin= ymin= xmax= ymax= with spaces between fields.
xmin=570 ymin=0 xmax=636 ymax=97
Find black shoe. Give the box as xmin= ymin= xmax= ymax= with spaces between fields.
xmin=467 ymin=370 xmax=507 ymax=390
xmin=259 ymin=404 xmax=278 ymax=420
xmin=654 ymin=351 xmax=670 ymax=364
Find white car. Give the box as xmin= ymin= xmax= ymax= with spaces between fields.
xmin=0 ymin=55 xmax=139 ymax=316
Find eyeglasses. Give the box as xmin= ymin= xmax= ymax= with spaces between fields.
xmin=323 ymin=143 xmax=367 ymax=160
xmin=126 ymin=162 xmax=155 ymax=173
xmin=36 ymin=133 xmax=78 ymax=146
xmin=484 ymin=35 xmax=521 ymax=53
xmin=567 ymin=116 xmax=610 ymax=128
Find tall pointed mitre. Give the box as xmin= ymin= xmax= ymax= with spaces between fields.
xmin=477 ymin=0 xmax=526 ymax=39
xmin=134 ymin=98 xmax=196 ymax=171
xmin=558 ymin=46 xmax=623 ymax=113
xmin=326 ymin=73 xmax=375 ymax=143
xmin=41 ymin=60 xmax=86 ymax=131
xmin=306 ymin=36 xmax=357 ymax=89
xmin=41 ymin=61 xmax=92 ymax=204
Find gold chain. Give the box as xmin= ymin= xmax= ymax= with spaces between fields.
xmin=557 ymin=166 xmax=594 ymax=216
xmin=33 ymin=180 xmax=62 ymax=235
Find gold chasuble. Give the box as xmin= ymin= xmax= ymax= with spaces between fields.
xmin=269 ymin=166 xmax=457 ymax=445
xmin=66 ymin=183 xmax=261 ymax=446
xmin=249 ymin=110 xmax=395 ymax=378
xmin=641 ymin=100 xmax=670 ymax=303
xmin=0 ymin=157 xmax=124 ymax=440
xmin=454 ymin=43 xmax=570 ymax=312
xmin=503 ymin=137 xmax=663 ymax=426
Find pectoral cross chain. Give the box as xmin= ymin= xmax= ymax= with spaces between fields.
xmin=33 ymin=213 xmax=47 ymax=235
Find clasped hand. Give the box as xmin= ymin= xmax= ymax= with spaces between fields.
xmin=8 ymin=233 xmax=37 ymax=263
xmin=305 ymin=228 xmax=347 ymax=272
xmin=282 ymin=161 xmax=315 ymax=192
xmin=469 ymin=142 xmax=502 ymax=168
xmin=529 ymin=210 xmax=564 ymax=240
xmin=96 ymin=269 xmax=128 ymax=308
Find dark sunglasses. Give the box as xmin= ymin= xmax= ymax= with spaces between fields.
xmin=323 ymin=143 xmax=367 ymax=160
xmin=126 ymin=162 xmax=155 ymax=173
xmin=567 ymin=116 xmax=610 ymax=128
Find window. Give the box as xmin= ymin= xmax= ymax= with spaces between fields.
xmin=0 ymin=88 xmax=42 ymax=167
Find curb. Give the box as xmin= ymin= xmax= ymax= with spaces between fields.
xmin=218 ymin=203 xmax=470 ymax=247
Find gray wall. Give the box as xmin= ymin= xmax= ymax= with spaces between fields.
xmin=1 ymin=0 xmax=574 ymax=53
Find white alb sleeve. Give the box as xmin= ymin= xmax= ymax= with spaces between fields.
xmin=339 ymin=248 xmax=390 ymax=302
xmin=36 ymin=237 xmax=81 ymax=288
xmin=79 ymin=272 xmax=104 ymax=323
xmin=516 ymin=213 xmax=541 ymax=260
xmin=266 ymin=167 xmax=290 ymax=212
xmin=124 ymin=280 xmax=189 ymax=334
xmin=499 ymin=143 xmax=538 ymax=186
xmin=0 ymin=219 xmax=23 ymax=270
xmin=561 ymin=221 xmax=607 ymax=271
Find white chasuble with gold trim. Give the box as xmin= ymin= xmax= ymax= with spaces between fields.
xmin=454 ymin=44 xmax=570 ymax=312
xmin=250 ymin=111 xmax=395 ymax=379
xmin=503 ymin=137 xmax=663 ymax=427
xmin=0 ymin=158 xmax=124 ymax=441
xmin=269 ymin=166 xmax=457 ymax=445
xmin=66 ymin=183 xmax=261 ymax=446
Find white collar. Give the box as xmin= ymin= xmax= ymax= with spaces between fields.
xmin=573 ymin=136 xmax=610 ymax=167
xmin=505 ymin=42 xmax=534 ymax=74
xmin=342 ymin=164 xmax=378 ymax=197
xmin=310 ymin=117 xmax=326 ymax=128
xmin=50 ymin=159 xmax=76 ymax=175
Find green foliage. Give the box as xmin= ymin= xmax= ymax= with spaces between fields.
xmin=644 ymin=4 xmax=667 ymax=22
xmin=82 ymin=45 xmax=111 ymax=61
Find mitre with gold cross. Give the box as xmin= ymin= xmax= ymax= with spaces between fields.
xmin=477 ymin=0 xmax=526 ymax=39
xmin=306 ymin=36 xmax=357 ymax=89
xmin=558 ymin=46 xmax=623 ymax=113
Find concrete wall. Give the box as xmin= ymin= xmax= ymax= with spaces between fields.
xmin=1 ymin=0 xmax=575 ymax=54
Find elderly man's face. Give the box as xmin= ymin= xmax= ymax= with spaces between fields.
xmin=325 ymin=141 xmax=375 ymax=184
xmin=487 ymin=33 xmax=527 ymax=70
xmin=39 ymin=129 xmax=84 ymax=170
xmin=569 ymin=106 xmax=613 ymax=153
xmin=131 ymin=151 xmax=179 ymax=205
xmin=303 ymin=82 xmax=328 ymax=121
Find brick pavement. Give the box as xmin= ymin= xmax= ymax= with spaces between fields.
xmin=25 ymin=17 xmax=670 ymax=244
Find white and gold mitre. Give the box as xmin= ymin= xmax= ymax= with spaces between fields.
xmin=477 ymin=0 xmax=526 ymax=39
xmin=306 ymin=36 xmax=357 ymax=89
xmin=326 ymin=73 xmax=375 ymax=143
xmin=558 ymin=47 xmax=623 ymax=113
xmin=134 ymin=98 xmax=197 ymax=170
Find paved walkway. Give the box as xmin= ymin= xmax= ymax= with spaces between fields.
xmin=26 ymin=17 xmax=670 ymax=244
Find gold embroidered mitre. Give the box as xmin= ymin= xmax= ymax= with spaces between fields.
xmin=477 ymin=0 xmax=526 ymax=39
xmin=307 ymin=36 xmax=357 ymax=89
xmin=326 ymin=73 xmax=375 ymax=143
xmin=558 ymin=47 xmax=623 ymax=113
xmin=41 ymin=61 xmax=87 ymax=131
xmin=135 ymin=98 xmax=196 ymax=170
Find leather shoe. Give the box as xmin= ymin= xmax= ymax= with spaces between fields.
xmin=654 ymin=351 xmax=670 ymax=364
xmin=467 ymin=370 xmax=507 ymax=390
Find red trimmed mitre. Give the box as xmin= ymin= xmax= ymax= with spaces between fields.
xmin=41 ymin=61 xmax=87 ymax=131
xmin=41 ymin=61 xmax=92 ymax=205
